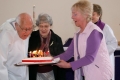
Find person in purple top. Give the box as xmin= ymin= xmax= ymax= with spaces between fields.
xmin=54 ymin=0 xmax=113 ymax=80
xmin=92 ymin=4 xmax=117 ymax=80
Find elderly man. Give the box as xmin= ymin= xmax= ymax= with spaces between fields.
xmin=0 ymin=13 xmax=33 ymax=80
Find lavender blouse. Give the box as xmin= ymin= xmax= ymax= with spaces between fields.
xmin=56 ymin=29 xmax=103 ymax=71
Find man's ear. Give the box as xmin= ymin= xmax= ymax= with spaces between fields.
xmin=15 ymin=22 xmax=19 ymax=30
xmin=15 ymin=22 xmax=18 ymax=27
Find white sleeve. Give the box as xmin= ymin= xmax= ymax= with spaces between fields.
xmin=0 ymin=22 xmax=11 ymax=32
xmin=103 ymin=24 xmax=118 ymax=55
xmin=0 ymin=18 xmax=15 ymax=32
xmin=0 ymin=30 xmax=12 ymax=80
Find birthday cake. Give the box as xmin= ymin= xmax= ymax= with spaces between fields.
xmin=22 ymin=57 xmax=53 ymax=62
xmin=15 ymin=57 xmax=60 ymax=66
xmin=22 ymin=50 xmax=53 ymax=63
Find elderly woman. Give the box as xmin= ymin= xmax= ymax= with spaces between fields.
xmin=28 ymin=13 xmax=66 ymax=80
xmin=54 ymin=0 xmax=113 ymax=80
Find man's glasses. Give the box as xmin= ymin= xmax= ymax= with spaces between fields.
xmin=18 ymin=24 xmax=33 ymax=32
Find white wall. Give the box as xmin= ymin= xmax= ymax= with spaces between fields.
xmin=0 ymin=0 xmax=120 ymax=44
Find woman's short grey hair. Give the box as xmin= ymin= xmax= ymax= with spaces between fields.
xmin=36 ymin=13 xmax=53 ymax=26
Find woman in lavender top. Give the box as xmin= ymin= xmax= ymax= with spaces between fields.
xmin=92 ymin=4 xmax=117 ymax=80
xmin=55 ymin=0 xmax=113 ymax=80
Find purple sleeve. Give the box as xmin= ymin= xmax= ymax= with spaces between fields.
xmin=55 ymin=39 xmax=74 ymax=61
xmin=70 ymin=30 xmax=103 ymax=71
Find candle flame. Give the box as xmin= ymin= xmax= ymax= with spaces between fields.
xmin=29 ymin=51 xmax=32 ymax=53
xmin=33 ymin=50 xmax=37 ymax=54
xmin=29 ymin=50 xmax=45 ymax=57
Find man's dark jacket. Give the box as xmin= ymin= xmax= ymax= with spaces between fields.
xmin=28 ymin=30 xmax=66 ymax=80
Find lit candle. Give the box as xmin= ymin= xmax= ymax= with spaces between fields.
xmin=37 ymin=50 xmax=41 ymax=57
xmin=29 ymin=51 xmax=32 ymax=57
xmin=46 ymin=51 xmax=49 ymax=55
xmin=40 ymin=50 xmax=43 ymax=57
xmin=33 ymin=50 xmax=37 ymax=54
xmin=32 ymin=50 xmax=37 ymax=57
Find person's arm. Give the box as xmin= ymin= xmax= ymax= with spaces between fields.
xmin=103 ymin=24 xmax=118 ymax=55
xmin=55 ymin=39 xmax=74 ymax=61
xmin=0 ymin=30 xmax=12 ymax=80
xmin=70 ymin=30 xmax=103 ymax=71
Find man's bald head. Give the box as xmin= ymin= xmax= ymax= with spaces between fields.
xmin=16 ymin=13 xmax=33 ymax=25
xmin=15 ymin=13 xmax=33 ymax=40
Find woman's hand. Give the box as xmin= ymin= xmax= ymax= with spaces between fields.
xmin=55 ymin=60 xmax=71 ymax=68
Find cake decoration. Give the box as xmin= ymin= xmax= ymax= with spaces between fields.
xmin=22 ymin=50 xmax=52 ymax=63
xmin=29 ymin=50 xmax=50 ymax=57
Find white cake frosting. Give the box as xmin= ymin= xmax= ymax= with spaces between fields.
xmin=22 ymin=57 xmax=53 ymax=62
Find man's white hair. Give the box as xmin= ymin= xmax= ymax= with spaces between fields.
xmin=15 ymin=16 xmax=21 ymax=25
